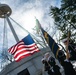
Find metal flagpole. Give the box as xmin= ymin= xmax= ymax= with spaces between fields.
xmin=5 ymin=15 xmax=19 ymax=42
xmin=0 ymin=4 xmax=13 ymax=69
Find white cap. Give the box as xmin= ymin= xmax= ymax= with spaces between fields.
xmin=41 ymin=58 xmax=45 ymax=62
xmin=44 ymin=52 xmax=49 ymax=57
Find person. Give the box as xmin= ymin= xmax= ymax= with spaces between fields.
xmin=48 ymin=56 xmax=61 ymax=75
xmin=62 ymin=38 xmax=76 ymax=61
xmin=57 ymin=50 xmax=76 ymax=75
xmin=41 ymin=53 xmax=54 ymax=75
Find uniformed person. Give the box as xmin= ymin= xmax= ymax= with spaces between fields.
xmin=41 ymin=53 xmax=54 ymax=75
xmin=48 ymin=56 xmax=61 ymax=75
xmin=62 ymin=38 xmax=76 ymax=61
xmin=57 ymin=50 xmax=76 ymax=75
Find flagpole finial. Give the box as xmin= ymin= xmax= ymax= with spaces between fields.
xmin=0 ymin=4 xmax=12 ymax=18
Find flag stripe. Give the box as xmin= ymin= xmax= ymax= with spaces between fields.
xmin=18 ymin=43 xmax=37 ymax=48
xmin=18 ymin=45 xmax=38 ymax=51
xmin=15 ymin=54 xmax=31 ymax=62
xmin=14 ymin=48 xmax=39 ymax=58
xmin=8 ymin=45 xmax=16 ymax=54
xmin=9 ymin=41 xmax=24 ymax=54
xmin=14 ymin=45 xmax=39 ymax=57
xmin=14 ymin=49 xmax=40 ymax=61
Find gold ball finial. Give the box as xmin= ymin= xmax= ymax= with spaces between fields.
xmin=0 ymin=4 xmax=12 ymax=18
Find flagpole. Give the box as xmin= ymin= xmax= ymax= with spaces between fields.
xmin=66 ymin=31 xmax=70 ymax=59
xmin=35 ymin=17 xmax=48 ymax=47
xmin=6 ymin=15 xmax=19 ymax=42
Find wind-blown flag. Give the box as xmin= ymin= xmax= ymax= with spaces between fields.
xmin=35 ymin=18 xmax=41 ymax=34
xmin=8 ymin=34 xmax=40 ymax=62
xmin=41 ymin=29 xmax=59 ymax=57
xmin=36 ymin=18 xmax=59 ymax=57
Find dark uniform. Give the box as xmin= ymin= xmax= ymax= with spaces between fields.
xmin=48 ymin=57 xmax=61 ymax=75
xmin=61 ymin=59 xmax=76 ymax=75
xmin=42 ymin=58 xmax=54 ymax=75
xmin=52 ymin=65 xmax=61 ymax=75
xmin=62 ymin=38 xmax=76 ymax=61
xmin=57 ymin=50 xmax=76 ymax=75
xmin=68 ymin=43 xmax=76 ymax=61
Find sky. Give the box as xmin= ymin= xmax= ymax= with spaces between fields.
xmin=0 ymin=0 xmax=61 ymax=69
xmin=0 ymin=0 xmax=61 ymax=47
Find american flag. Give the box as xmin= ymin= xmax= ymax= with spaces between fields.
xmin=8 ymin=34 xmax=40 ymax=62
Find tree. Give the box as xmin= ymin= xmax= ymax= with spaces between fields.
xmin=49 ymin=0 xmax=76 ymax=42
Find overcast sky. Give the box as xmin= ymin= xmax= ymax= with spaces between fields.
xmin=0 ymin=0 xmax=61 ymax=46
xmin=0 ymin=0 xmax=61 ymax=68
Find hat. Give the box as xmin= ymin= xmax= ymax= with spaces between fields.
xmin=44 ymin=52 xmax=50 ymax=59
xmin=44 ymin=52 xmax=50 ymax=56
